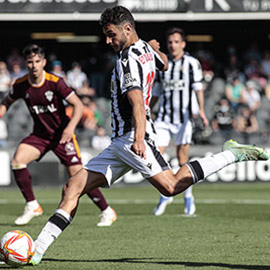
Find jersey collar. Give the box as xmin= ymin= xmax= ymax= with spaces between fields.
xmin=28 ymin=71 xmax=46 ymax=88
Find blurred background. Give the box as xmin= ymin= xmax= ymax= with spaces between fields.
xmin=0 ymin=0 xmax=270 ymax=186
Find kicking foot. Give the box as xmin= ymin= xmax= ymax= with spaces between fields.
xmin=223 ymin=139 xmax=269 ymax=162
xmin=29 ymin=250 xmax=43 ymax=265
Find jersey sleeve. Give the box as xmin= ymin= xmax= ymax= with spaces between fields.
xmin=120 ymin=50 xmax=143 ymax=94
xmin=9 ymin=82 xmax=23 ymax=100
xmin=56 ymin=77 xmax=74 ymax=100
xmin=153 ymin=50 xmax=165 ymax=71
xmin=191 ymin=58 xmax=203 ymax=91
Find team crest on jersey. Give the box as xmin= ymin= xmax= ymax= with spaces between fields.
xmin=45 ymin=91 xmax=54 ymax=102
xmin=65 ymin=142 xmax=76 ymax=155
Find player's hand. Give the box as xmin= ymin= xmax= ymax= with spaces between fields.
xmin=148 ymin=39 xmax=160 ymax=51
xmin=200 ymin=112 xmax=209 ymax=127
xmin=131 ymin=140 xmax=146 ymax=159
xmin=60 ymin=126 xmax=74 ymax=144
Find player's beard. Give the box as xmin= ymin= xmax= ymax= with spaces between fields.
xmin=113 ymin=33 xmax=128 ymax=52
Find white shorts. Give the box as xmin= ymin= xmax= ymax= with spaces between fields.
xmin=84 ymin=133 xmax=170 ymax=186
xmin=154 ymin=120 xmax=193 ymax=147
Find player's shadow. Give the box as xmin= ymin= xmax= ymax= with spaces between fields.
xmin=44 ymin=257 xmax=270 ymax=270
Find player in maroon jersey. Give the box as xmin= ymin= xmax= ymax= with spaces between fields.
xmin=0 ymin=44 xmax=117 ymax=226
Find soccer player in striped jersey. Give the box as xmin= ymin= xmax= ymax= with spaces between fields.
xmin=0 ymin=44 xmax=117 ymax=227
xmin=151 ymin=27 xmax=209 ymax=216
xmin=30 ymin=6 xmax=269 ymax=265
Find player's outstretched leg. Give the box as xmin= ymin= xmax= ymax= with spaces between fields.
xmin=30 ymin=169 xmax=107 ymax=265
xmin=184 ymin=140 xmax=269 ymax=186
xmin=223 ymin=139 xmax=269 ymax=162
xmin=153 ymin=194 xmax=173 ymax=216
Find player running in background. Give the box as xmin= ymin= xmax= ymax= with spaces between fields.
xmin=151 ymin=27 xmax=209 ymax=216
xmin=0 ymin=44 xmax=117 ymax=227
xmin=30 ymin=6 xmax=269 ymax=265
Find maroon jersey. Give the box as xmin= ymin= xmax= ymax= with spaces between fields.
xmin=9 ymin=71 xmax=73 ymax=140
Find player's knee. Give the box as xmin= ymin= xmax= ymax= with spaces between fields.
xmin=160 ymin=184 xmax=175 ymax=197
xmin=62 ymin=178 xmax=81 ymax=200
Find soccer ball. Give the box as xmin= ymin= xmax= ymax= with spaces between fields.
xmin=0 ymin=230 xmax=35 ymax=267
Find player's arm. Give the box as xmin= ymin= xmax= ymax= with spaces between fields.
xmin=149 ymin=96 xmax=159 ymax=109
xmin=0 ymin=96 xmax=16 ymax=119
xmin=150 ymin=73 xmax=162 ymax=110
xmin=148 ymin=39 xmax=168 ymax=71
xmin=195 ymin=90 xmax=209 ymax=127
xmin=127 ymin=89 xmax=147 ymax=159
xmin=60 ymin=93 xmax=84 ymax=144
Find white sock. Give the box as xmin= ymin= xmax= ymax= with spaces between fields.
xmin=35 ymin=209 xmax=72 ymax=255
xmin=103 ymin=206 xmax=112 ymax=213
xmin=35 ymin=221 xmax=62 ymax=255
xmin=198 ymin=150 xmax=236 ymax=178
xmin=184 ymin=186 xmax=193 ymax=198
xmin=160 ymin=194 xmax=170 ymax=200
xmin=27 ymin=200 xmax=39 ymax=209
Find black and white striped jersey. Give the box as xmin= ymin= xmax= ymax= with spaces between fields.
xmin=153 ymin=52 xmax=203 ymax=124
xmin=110 ymin=39 xmax=165 ymax=139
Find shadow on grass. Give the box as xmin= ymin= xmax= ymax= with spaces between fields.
xmin=43 ymin=257 xmax=270 ymax=269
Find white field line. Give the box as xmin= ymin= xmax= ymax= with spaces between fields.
xmin=1 ymin=198 xmax=270 ymax=205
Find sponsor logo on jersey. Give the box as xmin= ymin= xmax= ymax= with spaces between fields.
xmin=162 ymin=79 xmax=185 ymax=91
xmin=124 ymin=73 xmax=137 ymax=88
xmin=45 ymin=90 xmax=54 ymax=102
xmin=30 ymin=104 xmax=57 ymax=114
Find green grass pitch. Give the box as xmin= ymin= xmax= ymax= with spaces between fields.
xmin=1 ymin=183 xmax=270 ymax=270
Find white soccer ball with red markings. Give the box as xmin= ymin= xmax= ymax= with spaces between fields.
xmin=0 ymin=230 xmax=35 ymax=267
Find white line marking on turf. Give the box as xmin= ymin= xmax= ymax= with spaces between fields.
xmin=1 ymin=199 xmax=270 ymax=205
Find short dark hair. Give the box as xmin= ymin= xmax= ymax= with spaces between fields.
xmin=99 ymin=5 xmax=135 ymax=29
xmin=22 ymin=44 xmax=45 ymax=59
xmin=166 ymin=27 xmax=186 ymax=41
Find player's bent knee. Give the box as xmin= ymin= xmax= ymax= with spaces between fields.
xmin=62 ymin=177 xmax=85 ymax=199
xmin=160 ymin=184 xmax=176 ymax=197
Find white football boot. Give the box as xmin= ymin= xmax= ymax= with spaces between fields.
xmin=30 ymin=250 xmax=43 ymax=265
xmin=97 ymin=206 xmax=117 ymax=227
xmin=153 ymin=195 xmax=173 ymax=216
xmin=184 ymin=196 xmax=196 ymax=215
xmin=15 ymin=203 xmax=43 ymax=225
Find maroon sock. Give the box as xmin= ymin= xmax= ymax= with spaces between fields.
xmin=12 ymin=168 xmax=35 ymax=202
xmin=87 ymin=188 xmax=108 ymax=211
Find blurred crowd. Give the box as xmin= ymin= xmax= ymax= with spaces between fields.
xmin=191 ymin=41 xmax=270 ymax=146
xmin=1 ymin=41 xmax=270 ymax=149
